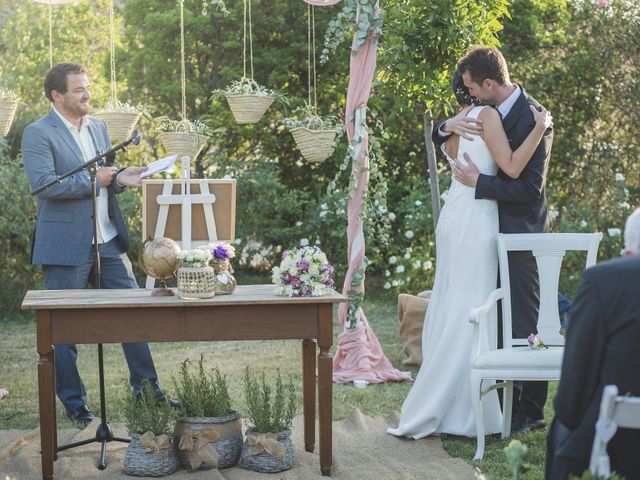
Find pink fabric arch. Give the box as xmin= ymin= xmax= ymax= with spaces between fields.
xmin=332 ymin=24 xmax=411 ymax=384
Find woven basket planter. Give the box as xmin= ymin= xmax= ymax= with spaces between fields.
xmin=93 ymin=111 xmax=142 ymax=142
xmin=159 ymin=131 xmax=208 ymax=160
xmin=0 ymin=97 xmax=19 ymax=137
xmin=290 ymin=127 xmax=339 ymax=163
xmin=176 ymin=266 xmax=215 ymax=299
xmin=123 ymin=433 xmax=178 ymax=477
xmin=239 ymin=428 xmax=294 ymax=474
xmin=174 ymin=411 xmax=243 ymax=470
xmin=226 ymin=94 xmax=275 ymax=124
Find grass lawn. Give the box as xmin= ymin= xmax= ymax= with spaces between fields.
xmin=0 ymin=281 xmax=554 ymax=480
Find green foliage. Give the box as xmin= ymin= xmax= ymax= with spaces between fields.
xmin=283 ymin=102 xmax=341 ymax=131
xmin=504 ymin=440 xmax=530 ymax=479
xmin=122 ymin=380 xmax=177 ymax=435
xmin=210 ymin=77 xmax=289 ymax=105
xmin=569 ymin=471 xmax=625 ymax=480
xmin=172 ymin=355 xmax=232 ymax=418
xmin=242 ymin=367 xmax=297 ymax=434
xmin=152 ymin=115 xmax=220 ymax=137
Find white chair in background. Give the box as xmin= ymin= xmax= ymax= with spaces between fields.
xmin=589 ymin=385 xmax=640 ymax=477
xmin=469 ymin=232 xmax=602 ymax=460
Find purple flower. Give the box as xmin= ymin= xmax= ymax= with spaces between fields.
xmin=290 ymin=275 xmax=301 ymax=287
xmin=297 ymin=259 xmax=310 ymax=272
xmin=301 ymin=285 xmax=312 ymax=296
xmin=213 ymin=245 xmax=230 ymax=260
xmin=527 ymin=334 xmax=537 ymax=347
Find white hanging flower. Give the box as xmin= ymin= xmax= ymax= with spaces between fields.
xmin=391 ymin=280 xmax=399 ymax=287
xmin=549 ymin=209 xmax=559 ymax=220
xmin=423 ymin=260 xmax=433 ymax=270
xmin=403 ymin=252 xmax=411 ymax=259
xmin=620 ymin=202 xmax=630 ymax=210
xmin=383 ymin=282 xmax=391 ymax=289
xmin=396 ymin=265 xmax=405 ymax=273
xmin=300 ymin=238 xmax=310 ymax=246
xmin=378 ymin=205 xmax=387 ymax=214
xmin=615 ymin=173 xmax=625 ymax=181
xmin=405 ymin=230 xmax=415 ymax=239
xmin=579 ymin=219 xmax=588 ymax=228
xmin=389 ymin=256 xmax=397 ymax=264
xmin=234 ymin=238 xmax=242 ymax=245
xmin=412 ymin=260 xmax=421 ymax=269
xmin=388 ymin=212 xmax=396 ymax=221
xmin=414 ymin=200 xmax=423 ymax=207
xmin=384 ymin=270 xmax=391 ymax=277
xmin=624 ymin=188 xmax=629 ymax=196
xmin=315 ymin=238 xmax=322 ymax=245
xmin=608 ymin=228 xmax=621 ymax=237
xmin=320 ymin=203 xmax=328 ymax=210
xmin=319 ymin=211 xmax=328 ymax=218
xmin=295 ymin=221 xmax=303 ymax=227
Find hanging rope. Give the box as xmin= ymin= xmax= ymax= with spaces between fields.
xmin=179 ymin=0 xmax=187 ymax=119
xmin=306 ymin=4 xmax=318 ymax=113
xmin=108 ymin=0 xmax=117 ymax=100
xmin=242 ymin=0 xmax=255 ymax=80
xmin=48 ymin=0 xmax=53 ymax=67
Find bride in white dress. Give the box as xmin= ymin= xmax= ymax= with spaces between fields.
xmin=388 ymin=71 xmax=552 ymax=438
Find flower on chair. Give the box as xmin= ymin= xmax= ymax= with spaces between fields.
xmin=527 ymin=334 xmax=549 ymax=350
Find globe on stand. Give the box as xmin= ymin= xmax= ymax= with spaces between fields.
xmin=140 ymin=236 xmax=181 ymax=296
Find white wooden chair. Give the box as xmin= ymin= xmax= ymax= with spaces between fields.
xmin=590 ymin=385 xmax=640 ymax=477
xmin=469 ymin=232 xmax=602 ymax=460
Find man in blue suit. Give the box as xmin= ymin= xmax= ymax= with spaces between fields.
xmin=22 ymin=62 xmax=164 ymax=425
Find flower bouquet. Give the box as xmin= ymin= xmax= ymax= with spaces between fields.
xmin=0 ymin=89 xmax=19 ymax=136
xmin=176 ymin=247 xmax=215 ymax=299
xmin=272 ymin=246 xmax=335 ymax=297
xmin=209 ymin=241 xmax=237 ymax=295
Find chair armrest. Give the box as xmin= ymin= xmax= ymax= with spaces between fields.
xmin=469 ymin=288 xmax=504 ymax=324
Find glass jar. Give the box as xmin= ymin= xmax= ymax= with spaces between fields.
xmin=211 ymin=259 xmax=237 ymax=295
xmin=176 ymin=266 xmax=216 ymax=299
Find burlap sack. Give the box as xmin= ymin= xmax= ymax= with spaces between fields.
xmin=398 ymin=291 xmax=431 ymax=366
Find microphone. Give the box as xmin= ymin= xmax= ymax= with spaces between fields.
xmin=104 ymin=130 xmax=141 ymax=166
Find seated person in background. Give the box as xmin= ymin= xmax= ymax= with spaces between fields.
xmin=546 ymin=207 xmax=640 ymax=479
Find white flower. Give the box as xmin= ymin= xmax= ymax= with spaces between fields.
xmin=234 ymin=238 xmax=242 ymax=245
xmin=320 ymin=203 xmax=328 ymax=210
xmin=300 ymin=238 xmax=309 ymax=246
xmin=608 ymin=228 xmax=621 ymax=237
xmin=319 ymin=211 xmax=328 ymax=218
xmin=396 ymin=265 xmax=405 ymax=273
xmin=414 ymin=200 xmax=422 ymax=207
xmin=384 ymin=270 xmax=391 ymax=277
xmin=315 ymin=238 xmax=322 ymax=245
xmin=391 ymin=280 xmax=399 ymax=287
xmin=405 ymin=230 xmax=415 ymax=239
xmin=423 ymin=260 xmax=433 ymax=269
xmin=378 ymin=204 xmax=387 ymax=214
xmin=383 ymin=282 xmax=391 ymax=289
xmin=389 ymin=256 xmax=397 ymax=264
xmin=624 ymin=188 xmax=629 ymax=196
xmin=579 ymin=220 xmax=588 ymax=228
xmin=549 ymin=209 xmax=559 ymax=220
xmin=388 ymin=212 xmax=396 ymax=221
xmin=620 ymin=202 xmax=630 ymax=210
xmin=412 ymin=260 xmax=421 ymax=269
xmin=403 ymin=252 xmax=411 ymax=259
xmin=615 ymin=173 xmax=625 ymax=181
xmin=295 ymin=221 xmax=303 ymax=227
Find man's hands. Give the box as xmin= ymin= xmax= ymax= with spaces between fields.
xmin=442 ymin=105 xmax=484 ymax=140
xmin=117 ymin=166 xmax=148 ymax=188
xmin=97 ymin=166 xmax=117 ymax=188
xmin=451 ymin=153 xmax=480 ymax=187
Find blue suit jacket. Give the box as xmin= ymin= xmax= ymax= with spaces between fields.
xmin=22 ymin=109 xmax=129 ymax=266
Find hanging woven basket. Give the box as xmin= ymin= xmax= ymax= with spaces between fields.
xmin=0 ymin=97 xmax=19 ymax=137
xmin=159 ymin=131 xmax=209 ymax=160
xmin=290 ymin=127 xmax=339 ymax=163
xmin=93 ymin=111 xmax=142 ymax=143
xmin=226 ymin=94 xmax=275 ymax=124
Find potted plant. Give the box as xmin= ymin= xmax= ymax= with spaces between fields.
xmin=93 ymin=98 xmax=147 ymax=143
xmin=175 ymin=246 xmax=215 ymax=299
xmin=154 ymin=117 xmax=220 ymax=161
xmin=0 ymin=89 xmax=19 ymax=137
xmin=283 ymin=103 xmax=341 ymax=163
xmin=239 ymin=368 xmax=297 ymax=473
xmin=209 ymin=241 xmax=237 ymax=295
xmin=122 ymin=381 xmax=178 ymax=477
xmin=211 ymin=77 xmax=288 ymax=125
xmin=173 ymin=356 xmax=242 ymax=470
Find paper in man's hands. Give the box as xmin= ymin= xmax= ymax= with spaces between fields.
xmin=140 ymin=154 xmax=178 ymax=179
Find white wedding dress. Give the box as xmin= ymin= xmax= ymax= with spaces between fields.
xmin=388 ymin=106 xmax=502 ymax=438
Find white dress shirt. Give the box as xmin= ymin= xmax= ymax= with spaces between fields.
xmin=52 ymin=107 xmax=118 ymax=244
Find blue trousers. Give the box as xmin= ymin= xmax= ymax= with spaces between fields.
xmin=43 ymin=238 xmax=159 ymax=413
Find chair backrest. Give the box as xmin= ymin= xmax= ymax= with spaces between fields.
xmin=590 ymin=385 xmax=640 ymax=476
xmin=497 ymin=232 xmax=602 ymax=347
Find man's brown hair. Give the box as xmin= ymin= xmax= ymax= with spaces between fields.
xmin=44 ymin=63 xmax=87 ymax=102
xmin=457 ymin=47 xmax=509 ymax=86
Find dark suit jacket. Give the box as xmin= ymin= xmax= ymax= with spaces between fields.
xmin=546 ymin=255 xmax=640 ymax=479
xmin=432 ymin=86 xmax=553 ymax=234
xmin=22 ymin=110 xmax=129 ymax=266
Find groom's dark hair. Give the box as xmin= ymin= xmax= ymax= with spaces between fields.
xmin=44 ymin=63 xmax=87 ymax=102
xmin=458 ymin=47 xmax=509 ymax=86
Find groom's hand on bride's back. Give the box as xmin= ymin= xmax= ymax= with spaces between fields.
xmin=442 ymin=105 xmax=483 ymax=140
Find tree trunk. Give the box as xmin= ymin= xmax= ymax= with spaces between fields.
xmin=423 ymin=110 xmax=441 ymax=230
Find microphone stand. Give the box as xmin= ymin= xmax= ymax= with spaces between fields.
xmin=31 ymin=131 xmax=141 ymax=470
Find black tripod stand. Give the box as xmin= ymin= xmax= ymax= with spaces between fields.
xmin=31 ymin=131 xmax=141 ymax=470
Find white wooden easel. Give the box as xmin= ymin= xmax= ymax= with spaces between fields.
xmin=145 ymin=156 xmax=218 ymax=288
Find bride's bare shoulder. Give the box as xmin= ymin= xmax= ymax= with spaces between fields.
xmin=476 ymin=106 xmax=500 ymax=122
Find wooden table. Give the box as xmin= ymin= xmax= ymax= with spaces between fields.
xmin=22 ymin=285 xmax=345 ymax=480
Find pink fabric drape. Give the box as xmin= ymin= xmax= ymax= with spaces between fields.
xmin=332 ymin=28 xmax=411 ymax=384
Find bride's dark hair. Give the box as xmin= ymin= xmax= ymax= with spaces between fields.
xmin=452 ymin=69 xmax=481 ymax=106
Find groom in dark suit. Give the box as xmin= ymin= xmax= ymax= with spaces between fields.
xmin=432 ymin=47 xmax=553 ymax=433
xmin=22 ymin=62 xmax=168 ymax=425
xmin=546 ymin=207 xmax=640 ymax=479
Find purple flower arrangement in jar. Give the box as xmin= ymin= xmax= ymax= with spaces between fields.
xmin=272 ymin=246 xmax=336 ymax=297
xmin=209 ymin=241 xmax=237 ymax=294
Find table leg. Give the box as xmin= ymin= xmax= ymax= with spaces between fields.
xmin=302 ymin=339 xmax=316 ymax=453
xmin=318 ymin=305 xmax=333 ymax=476
xmin=37 ymin=312 xmax=55 ymax=480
